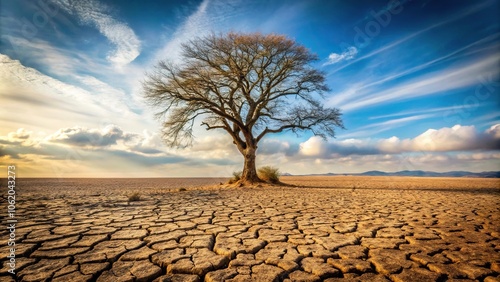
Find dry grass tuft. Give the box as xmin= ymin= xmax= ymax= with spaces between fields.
xmin=128 ymin=192 xmax=141 ymax=202
xmin=258 ymin=166 xmax=281 ymax=184
xmin=228 ymin=171 xmax=242 ymax=184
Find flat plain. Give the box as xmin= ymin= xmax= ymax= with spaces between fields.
xmin=1 ymin=176 xmax=499 ymax=281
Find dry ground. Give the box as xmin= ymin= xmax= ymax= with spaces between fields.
xmin=1 ymin=176 xmax=499 ymax=281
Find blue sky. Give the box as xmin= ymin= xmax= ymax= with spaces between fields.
xmin=0 ymin=0 xmax=499 ymax=177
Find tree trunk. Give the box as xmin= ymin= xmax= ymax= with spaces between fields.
xmin=240 ymin=147 xmax=261 ymax=184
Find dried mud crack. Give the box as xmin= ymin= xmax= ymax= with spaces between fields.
xmin=0 ymin=176 xmax=499 ymax=281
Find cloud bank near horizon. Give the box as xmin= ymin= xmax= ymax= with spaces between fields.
xmin=1 ymin=123 xmax=499 ymax=177
xmin=297 ymin=124 xmax=500 ymax=158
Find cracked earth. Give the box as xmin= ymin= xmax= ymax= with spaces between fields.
xmin=1 ymin=176 xmax=499 ymax=281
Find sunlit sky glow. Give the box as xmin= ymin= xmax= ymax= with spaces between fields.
xmin=1 ymin=0 xmax=499 ymax=177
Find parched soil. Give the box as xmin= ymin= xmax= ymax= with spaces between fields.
xmin=0 ymin=176 xmax=499 ymax=281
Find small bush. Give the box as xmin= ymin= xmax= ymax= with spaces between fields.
xmin=128 ymin=192 xmax=141 ymax=202
xmin=228 ymin=171 xmax=242 ymax=184
xmin=178 ymin=187 xmax=187 ymax=192
xmin=258 ymin=166 xmax=281 ymax=183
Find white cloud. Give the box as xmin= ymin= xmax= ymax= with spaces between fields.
xmin=7 ymin=128 xmax=32 ymax=140
xmin=50 ymin=0 xmax=141 ymax=68
xmin=49 ymin=125 xmax=127 ymax=147
xmin=407 ymin=125 xmax=478 ymax=152
xmin=259 ymin=139 xmax=296 ymax=156
xmin=395 ymin=124 xmax=500 ymax=152
xmin=187 ymin=134 xmax=239 ymax=159
xmin=324 ymin=46 xmax=358 ymax=65
xmin=298 ymin=136 xmax=378 ymax=158
xmin=391 ymin=123 xmax=500 ymax=153
xmin=457 ymin=152 xmax=500 ymax=160
xmin=44 ymin=124 xmax=167 ymax=155
xmin=299 ymin=136 xmax=326 ymax=157
xmin=258 ymin=151 xmax=500 ymax=175
xmin=251 ymin=124 xmax=500 ymax=174
xmin=298 ymin=124 xmax=500 ymax=158
xmin=486 ymin=124 xmax=500 ymax=139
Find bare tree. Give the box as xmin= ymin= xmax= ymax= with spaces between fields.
xmin=143 ymin=32 xmax=344 ymax=184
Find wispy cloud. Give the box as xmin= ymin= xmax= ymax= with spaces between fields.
xmin=2 ymin=36 xmax=108 ymax=77
xmin=328 ymin=26 xmax=433 ymax=75
xmin=369 ymin=104 xmax=488 ymax=120
xmin=50 ymin=0 xmax=141 ymax=68
xmin=152 ymin=0 xmax=209 ymax=64
xmin=327 ymin=34 xmax=499 ymax=112
xmin=151 ymin=0 xmax=246 ymax=64
xmin=0 ymin=34 xmax=147 ymax=105
xmin=469 ymin=112 xmax=500 ymax=127
xmin=354 ymin=33 xmax=500 ymax=92
xmin=49 ymin=125 xmax=129 ymax=147
xmin=329 ymin=53 xmax=499 ymax=111
xmin=328 ymin=1 xmax=492 ymax=75
xmin=324 ymin=46 xmax=358 ymax=66
xmin=340 ymin=114 xmax=435 ymax=139
xmin=0 ymin=54 xmax=146 ymax=133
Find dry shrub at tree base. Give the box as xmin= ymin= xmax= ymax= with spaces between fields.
xmin=258 ymin=166 xmax=281 ymax=184
xmin=228 ymin=171 xmax=243 ymax=184
xmin=228 ymin=167 xmax=280 ymax=185
xmin=128 ymin=192 xmax=141 ymax=202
